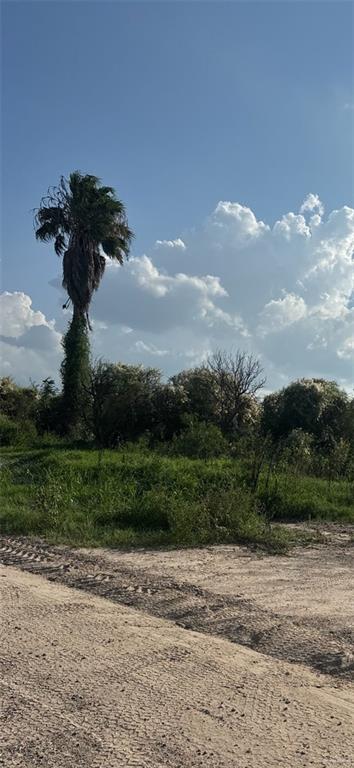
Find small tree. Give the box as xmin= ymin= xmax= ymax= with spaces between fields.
xmin=207 ymin=349 xmax=265 ymax=435
xmin=170 ymin=367 xmax=218 ymax=424
xmin=152 ymin=382 xmax=188 ymax=441
xmin=36 ymin=378 xmax=62 ymax=436
xmin=89 ymin=361 xmax=162 ymax=446
xmin=261 ymin=378 xmax=349 ymax=443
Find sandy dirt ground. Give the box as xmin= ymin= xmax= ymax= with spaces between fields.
xmin=87 ymin=527 xmax=354 ymax=624
xmin=0 ymin=532 xmax=353 ymax=767
xmin=1 ymin=564 xmax=353 ymax=768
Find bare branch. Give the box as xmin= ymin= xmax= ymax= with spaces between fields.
xmin=207 ymin=349 xmax=266 ymax=432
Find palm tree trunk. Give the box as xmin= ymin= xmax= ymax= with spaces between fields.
xmin=60 ymin=308 xmax=91 ymax=436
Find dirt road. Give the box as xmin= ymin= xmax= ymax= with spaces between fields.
xmin=0 ymin=534 xmax=353 ymax=767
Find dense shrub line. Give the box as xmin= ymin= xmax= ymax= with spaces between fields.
xmin=1 ymin=362 xmax=353 ymax=485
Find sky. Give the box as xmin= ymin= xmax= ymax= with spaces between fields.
xmin=1 ymin=0 xmax=353 ymax=392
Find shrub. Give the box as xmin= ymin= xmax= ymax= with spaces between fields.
xmin=279 ymin=429 xmax=314 ymax=475
xmin=0 ymin=415 xmax=37 ymax=447
xmin=0 ymin=415 xmax=18 ymax=446
xmin=167 ymin=485 xmax=289 ymax=551
xmin=170 ymin=417 xmax=229 ymax=459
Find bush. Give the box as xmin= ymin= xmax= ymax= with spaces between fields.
xmin=168 ymin=486 xmax=258 ymax=544
xmin=0 ymin=415 xmax=37 ymax=447
xmin=279 ymin=429 xmax=314 ymax=475
xmin=169 ymin=418 xmax=229 ymax=459
xmin=167 ymin=486 xmax=289 ymax=552
xmin=0 ymin=415 xmax=18 ymax=446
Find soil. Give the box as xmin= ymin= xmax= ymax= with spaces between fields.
xmin=0 ymin=529 xmax=353 ymax=767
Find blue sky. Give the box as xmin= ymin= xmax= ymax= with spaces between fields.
xmin=1 ymin=1 xmax=353 ymax=389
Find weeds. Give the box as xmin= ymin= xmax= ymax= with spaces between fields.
xmin=1 ymin=447 xmax=353 ymax=552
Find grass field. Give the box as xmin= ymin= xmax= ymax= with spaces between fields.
xmin=1 ymin=446 xmax=353 ymax=553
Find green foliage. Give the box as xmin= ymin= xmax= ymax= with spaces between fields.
xmin=0 ymin=377 xmax=38 ymax=422
xmin=169 ymin=416 xmax=229 ymax=459
xmin=171 ymin=367 xmax=217 ymax=423
xmin=262 ymin=378 xmax=349 ymax=443
xmin=60 ymin=313 xmax=91 ymax=436
xmin=0 ymin=415 xmax=37 ymax=447
xmin=167 ymin=486 xmax=272 ymax=547
xmin=207 ymin=350 xmax=264 ymax=434
xmin=89 ymin=361 xmax=162 ymax=446
xmin=258 ymin=472 xmax=354 ymax=522
xmin=35 ymin=171 xmax=133 ymax=322
xmin=278 ymin=429 xmax=314 ymax=475
xmin=171 ymin=352 xmax=263 ymax=437
xmin=35 ymin=378 xmax=62 ymax=435
xmin=2 ymin=365 xmax=353 ymax=491
xmin=151 ymin=382 xmax=187 ymax=440
xmin=0 ymin=415 xmax=19 ymax=446
xmin=2 ymin=447 xmax=353 ymax=557
xmin=0 ymin=447 xmax=303 ymax=552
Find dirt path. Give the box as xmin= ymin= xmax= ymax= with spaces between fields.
xmin=0 ymin=535 xmax=353 ymax=677
xmin=1 ymin=564 xmax=353 ymax=768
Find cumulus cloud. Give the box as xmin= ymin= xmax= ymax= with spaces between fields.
xmin=0 ymin=292 xmax=61 ymax=384
xmin=88 ymin=194 xmax=353 ymax=388
xmin=0 ymin=291 xmax=55 ymax=338
xmin=4 ymin=194 xmax=354 ymax=390
xmin=300 ymin=193 xmax=324 ymax=218
xmin=212 ymin=201 xmax=269 ymax=241
xmin=155 ymin=238 xmax=186 ymax=250
xmin=258 ymin=293 xmax=307 ymax=335
xmin=89 ymin=254 xmax=244 ymax=341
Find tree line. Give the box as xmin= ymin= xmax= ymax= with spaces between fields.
xmin=1 ymin=357 xmax=353 ymax=476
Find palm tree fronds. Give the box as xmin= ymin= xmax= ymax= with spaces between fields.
xmin=35 ymin=171 xmax=134 ymax=325
xmin=54 ymin=233 xmax=66 ymax=256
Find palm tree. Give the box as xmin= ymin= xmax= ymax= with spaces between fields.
xmin=34 ymin=171 xmax=134 ymax=325
xmin=34 ymin=171 xmax=133 ymax=434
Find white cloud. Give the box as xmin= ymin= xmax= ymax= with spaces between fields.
xmin=90 ymin=255 xmax=233 ymax=338
xmin=212 ymin=201 xmax=269 ymax=242
xmin=273 ymin=212 xmax=310 ymax=239
xmin=4 ymin=194 xmax=354 ymax=390
xmin=134 ymin=340 xmax=169 ymax=357
xmin=155 ymin=238 xmax=186 ymax=250
xmin=130 ymin=255 xmax=227 ymax=300
xmin=88 ymin=194 xmax=353 ymax=389
xmin=338 ymin=336 xmax=354 ymax=360
xmin=0 ymin=291 xmax=55 ymax=337
xmin=0 ymin=292 xmax=61 ymax=384
xmin=258 ymin=293 xmax=307 ymax=335
xmin=300 ymin=193 xmax=324 ymax=218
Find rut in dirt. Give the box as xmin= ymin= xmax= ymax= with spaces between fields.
xmin=1 ymin=535 xmax=353 ymax=680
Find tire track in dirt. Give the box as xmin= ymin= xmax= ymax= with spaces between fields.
xmin=1 ymin=565 xmax=353 ymax=768
xmin=0 ymin=536 xmax=353 ymax=679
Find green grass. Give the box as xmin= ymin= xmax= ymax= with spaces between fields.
xmin=258 ymin=472 xmax=354 ymax=522
xmin=1 ymin=447 xmax=353 ymax=554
